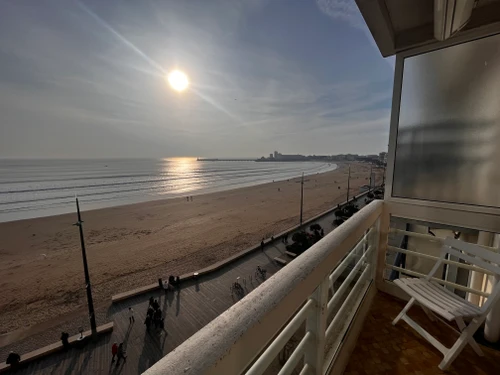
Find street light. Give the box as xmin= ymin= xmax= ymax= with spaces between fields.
xmin=74 ymin=198 xmax=97 ymax=338
xmin=299 ymin=173 xmax=304 ymax=226
xmin=346 ymin=165 xmax=351 ymax=203
xmin=369 ymin=165 xmax=373 ymax=191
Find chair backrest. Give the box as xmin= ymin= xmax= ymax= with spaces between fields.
xmin=442 ymin=237 xmax=500 ymax=276
xmin=442 ymin=237 xmax=500 ymax=313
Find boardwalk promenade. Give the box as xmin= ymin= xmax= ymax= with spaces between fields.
xmin=0 ymin=194 xmax=372 ymax=374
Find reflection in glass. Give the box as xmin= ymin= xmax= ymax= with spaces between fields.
xmin=393 ymin=33 xmax=500 ymax=207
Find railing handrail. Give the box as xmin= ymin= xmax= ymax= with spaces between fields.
xmin=143 ymin=200 xmax=384 ymax=375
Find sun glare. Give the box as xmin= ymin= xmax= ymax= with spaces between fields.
xmin=167 ymin=70 xmax=189 ymax=92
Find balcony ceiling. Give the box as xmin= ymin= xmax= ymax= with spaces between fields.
xmin=355 ymin=0 xmax=500 ymax=57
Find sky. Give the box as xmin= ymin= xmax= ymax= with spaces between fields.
xmin=0 ymin=0 xmax=394 ymax=159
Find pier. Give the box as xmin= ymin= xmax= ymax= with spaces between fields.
xmin=196 ymin=158 xmax=257 ymax=162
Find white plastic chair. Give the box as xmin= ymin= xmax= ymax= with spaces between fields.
xmin=392 ymin=237 xmax=500 ymax=370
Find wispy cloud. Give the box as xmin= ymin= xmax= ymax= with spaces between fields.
xmin=316 ymin=0 xmax=395 ymax=71
xmin=316 ymin=0 xmax=365 ymax=29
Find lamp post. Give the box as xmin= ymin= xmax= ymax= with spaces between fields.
xmin=369 ymin=165 xmax=373 ymax=190
xmin=346 ymin=165 xmax=351 ymax=203
xmin=299 ymin=173 xmax=304 ymax=226
xmin=74 ymin=198 xmax=97 ymax=338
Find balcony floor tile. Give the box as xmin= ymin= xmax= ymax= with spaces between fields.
xmin=344 ymin=292 xmax=500 ymax=375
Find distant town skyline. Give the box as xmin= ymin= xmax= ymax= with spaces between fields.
xmin=0 ymin=0 xmax=393 ymax=159
xmin=255 ymin=150 xmax=387 ymax=164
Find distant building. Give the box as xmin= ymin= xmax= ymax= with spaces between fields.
xmin=259 ymin=151 xmax=307 ymax=162
xmin=279 ymin=154 xmax=306 ymax=161
xmin=258 ymin=150 xmax=387 ymax=163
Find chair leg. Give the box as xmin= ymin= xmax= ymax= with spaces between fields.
xmin=455 ymin=317 xmax=484 ymax=357
xmin=439 ymin=318 xmax=484 ymax=370
xmin=393 ymin=297 xmax=415 ymax=326
xmin=421 ymin=306 xmax=437 ymax=322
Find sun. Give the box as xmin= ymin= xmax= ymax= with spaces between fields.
xmin=167 ymin=70 xmax=189 ymax=92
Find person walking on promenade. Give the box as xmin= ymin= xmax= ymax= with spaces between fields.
xmin=111 ymin=342 xmax=118 ymax=363
xmin=116 ymin=343 xmax=126 ymax=365
xmin=261 ymin=239 xmax=265 ymax=251
xmin=149 ymin=296 xmax=154 ymax=307
xmin=128 ymin=307 xmax=135 ymax=324
xmin=152 ymin=299 xmax=159 ymax=311
xmin=154 ymin=308 xmax=162 ymax=329
xmin=6 ymin=351 xmax=21 ymax=368
xmin=61 ymin=331 xmax=70 ymax=350
xmin=147 ymin=306 xmax=154 ymax=319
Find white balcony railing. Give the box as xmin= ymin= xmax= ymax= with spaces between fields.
xmin=143 ymin=200 xmax=384 ymax=375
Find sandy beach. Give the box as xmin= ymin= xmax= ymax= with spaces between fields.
xmin=0 ymin=163 xmax=381 ymax=335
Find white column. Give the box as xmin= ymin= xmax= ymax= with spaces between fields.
xmin=375 ymin=204 xmax=389 ymax=287
xmin=467 ymin=232 xmax=493 ymax=306
xmin=305 ymin=277 xmax=329 ymax=375
xmin=484 ymin=234 xmax=500 ymax=343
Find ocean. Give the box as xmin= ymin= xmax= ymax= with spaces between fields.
xmin=0 ymin=158 xmax=337 ymax=222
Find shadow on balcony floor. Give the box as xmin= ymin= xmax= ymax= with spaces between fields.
xmin=344 ymin=292 xmax=500 ymax=375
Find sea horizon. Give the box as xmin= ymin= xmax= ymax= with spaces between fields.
xmin=0 ymin=156 xmax=261 ymax=160
xmin=0 ymin=158 xmax=337 ymax=223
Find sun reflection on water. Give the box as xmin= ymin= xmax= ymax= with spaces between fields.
xmin=162 ymin=157 xmax=199 ymax=194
